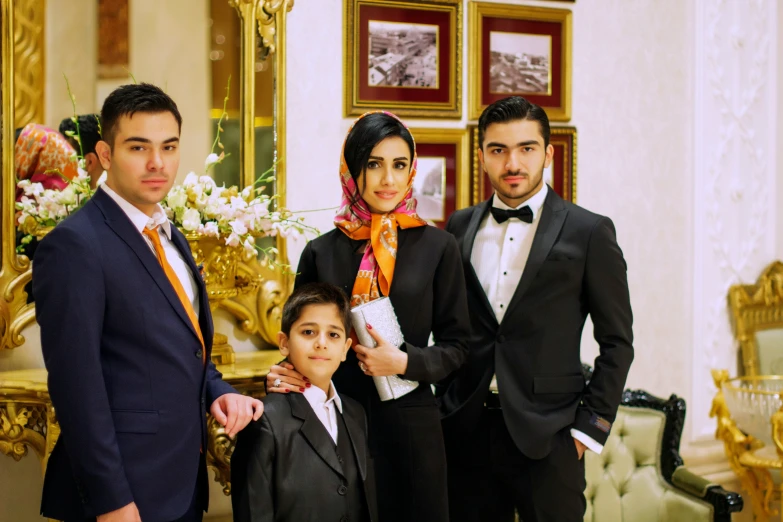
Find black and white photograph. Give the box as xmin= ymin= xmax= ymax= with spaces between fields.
xmin=368 ymin=21 xmax=439 ymax=88
xmin=412 ymin=156 xmax=445 ymax=221
xmin=489 ymin=31 xmax=551 ymax=94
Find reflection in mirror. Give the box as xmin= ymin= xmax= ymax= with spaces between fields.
xmin=210 ymin=0 xmax=275 ymax=193
xmin=2 ymin=0 xmax=283 ymax=349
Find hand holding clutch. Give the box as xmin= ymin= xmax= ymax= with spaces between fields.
xmin=353 ymin=324 xmax=408 ymax=376
xmin=350 ymin=297 xmax=419 ymax=401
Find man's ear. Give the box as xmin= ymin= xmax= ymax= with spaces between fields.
xmin=94 ymin=140 xmax=112 ymax=171
xmin=544 ymin=143 xmax=555 ymax=169
xmin=84 ymin=152 xmax=99 ymax=169
xmin=477 ymin=147 xmax=485 ymax=173
xmin=277 ymin=331 xmax=290 ymax=357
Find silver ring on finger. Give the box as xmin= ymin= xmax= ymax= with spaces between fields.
xmin=273 ymin=378 xmax=282 ymax=387
xmin=359 ymin=362 xmax=368 ymax=372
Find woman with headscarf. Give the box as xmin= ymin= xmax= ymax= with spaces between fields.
xmin=15 ymin=123 xmax=79 ymax=197
xmin=264 ymin=111 xmax=469 ymax=521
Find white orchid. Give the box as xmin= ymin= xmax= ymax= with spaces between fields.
xmin=181 ymin=208 xmax=202 ymax=232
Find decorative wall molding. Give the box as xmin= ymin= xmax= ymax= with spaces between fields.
xmin=691 ymin=0 xmax=778 ymax=442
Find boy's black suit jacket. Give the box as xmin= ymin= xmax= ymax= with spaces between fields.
xmin=231 ymin=392 xmax=378 ymax=522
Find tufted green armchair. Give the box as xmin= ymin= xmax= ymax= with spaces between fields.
xmin=583 ymin=384 xmax=742 ymax=522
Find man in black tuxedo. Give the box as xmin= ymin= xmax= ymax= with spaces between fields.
xmin=438 ymin=96 xmax=634 ymax=522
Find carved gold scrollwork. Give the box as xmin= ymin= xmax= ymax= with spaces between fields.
xmin=257 ymin=0 xmax=294 ymax=57
xmin=220 ymin=256 xmax=289 ymax=347
xmin=12 ymin=0 xmax=44 ymax=128
xmin=206 ymin=414 xmax=234 ymax=495
xmin=0 ymin=402 xmax=46 ymax=462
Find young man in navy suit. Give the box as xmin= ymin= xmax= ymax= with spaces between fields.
xmin=34 ymin=83 xmax=264 ymax=522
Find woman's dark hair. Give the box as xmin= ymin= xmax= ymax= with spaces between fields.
xmin=344 ymin=112 xmax=415 ymax=213
xmin=100 ymin=83 xmax=182 ymax=147
xmin=478 ymin=96 xmax=550 ymax=148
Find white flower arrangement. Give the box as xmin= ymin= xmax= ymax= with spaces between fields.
xmin=163 ymin=166 xmax=314 ymax=259
xmin=14 ymin=76 xmax=317 ymax=266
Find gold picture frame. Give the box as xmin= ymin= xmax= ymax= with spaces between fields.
xmin=344 ymin=0 xmax=462 ymax=118
xmin=468 ymin=2 xmax=572 ymax=121
xmin=408 ymin=127 xmax=470 ymax=226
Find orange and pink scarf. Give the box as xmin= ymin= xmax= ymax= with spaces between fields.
xmin=334 ymin=111 xmax=427 ymax=307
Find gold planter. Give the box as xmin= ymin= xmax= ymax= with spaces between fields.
xmin=185 ymin=233 xmax=260 ymax=365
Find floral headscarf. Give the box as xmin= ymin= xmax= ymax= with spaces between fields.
xmin=334 ymin=111 xmax=427 ymax=307
xmin=15 ymin=123 xmax=78 ymax=197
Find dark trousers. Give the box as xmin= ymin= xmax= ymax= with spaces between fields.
xmin=447 ymin=406 xmax=586 ymax=522
xmin=370 ymin=396 xmax=449 ymax=522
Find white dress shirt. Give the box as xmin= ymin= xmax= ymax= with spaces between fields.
xmin=303 ymin=381 xmax=343 ymax=444
xmin=470 ymin=184 xmax=603 ymax=455
xmin=101 ymin=184 xmax=200 ymax=317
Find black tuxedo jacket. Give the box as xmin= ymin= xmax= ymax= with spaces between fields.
xmin=34 ymin=188 xmax=235 ymax=521
xmin=438 ymin=188 xmax=634 ymax=459
xmin=231 ymin=392 xmax=378 ymax=522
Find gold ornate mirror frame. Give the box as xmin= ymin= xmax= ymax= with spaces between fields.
xmin=728 ymin=261 xmax=783 ymax=376
xmin=0 ymin=0 xmax=295 ymax=352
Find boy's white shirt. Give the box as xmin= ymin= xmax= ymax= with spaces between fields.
xmin=302 ymin=380 xmax=343 ymax=444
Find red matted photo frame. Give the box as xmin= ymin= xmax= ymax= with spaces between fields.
xmin=468 ymin=125 xmax=577 ymax=205
xmin=409 ymin=128 xmax=470 ymax=228
xmin=468 ymin=3 xmax=572 ymax=121
xmin=344 ymin=0 xmax=462 ymax=119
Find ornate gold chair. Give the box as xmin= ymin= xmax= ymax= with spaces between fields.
xmin=728 ymin=260 xmax=783 ymax=376
xmin=580 ymin=366 xmax=743 ymax=522
xmin=709 ymin=261 xmax=783 ymax=519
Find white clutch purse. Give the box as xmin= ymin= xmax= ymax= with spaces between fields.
xmin=350 ymin=297 xmax=419 ymax=401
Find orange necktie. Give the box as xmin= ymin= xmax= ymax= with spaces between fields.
xmin=143 ymin=227 xmax=206 ymax=364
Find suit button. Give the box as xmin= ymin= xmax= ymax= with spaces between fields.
xmin=195 ymin=349 xmax=203 ymax=359
xmin=497 ymin=335 xmax=506 ymax=343
xmin=338 ymin=484 xmax=348 ymax=495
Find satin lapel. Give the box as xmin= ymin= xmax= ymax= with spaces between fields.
xmin=289 ymin=394 xmax=344 ymax=478
xmin=168 ymin=227 xmax=213 ymax=347
xmin=503 ymin=190 xmax=567 ymax=320
xmin=93 ymin=190 xmax=199 ymax=340
xmin=461 ymin=199 xmax=497 ymax=326
xmin=340 ymin=403 xmax=368 ymax=479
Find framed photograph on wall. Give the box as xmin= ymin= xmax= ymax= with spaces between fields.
xmin=469 ymin=125 xmax=577 ymax=205
xmin=468 ymin=3 xmax=572 ymax=121
xmin=408 ymin=128 xmax=470 ymax=227
xmin=345 ymin=0 xmax=462 ymax=118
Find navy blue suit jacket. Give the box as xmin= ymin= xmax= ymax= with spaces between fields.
xmin=34 ymin=188 xmax=236 ymax=521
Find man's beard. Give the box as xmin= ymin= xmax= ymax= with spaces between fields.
xmin=491 ymin=160 xmax=545 ymax=202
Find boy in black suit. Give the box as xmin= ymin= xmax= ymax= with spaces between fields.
xmin=232 ymin=282 xmax=376 ymax=522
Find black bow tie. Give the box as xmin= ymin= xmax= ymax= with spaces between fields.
xmin=490 ymin=205 xmax=534 ymax=224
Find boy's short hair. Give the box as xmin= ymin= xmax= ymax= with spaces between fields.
xmin=281 ymin=282 xmax=351 ymax=335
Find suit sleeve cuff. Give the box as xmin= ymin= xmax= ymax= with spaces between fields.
xmin=571 ymin=428 xmax=604 ymax=455
xmin=400 ymin=342 xmax=426 ymax=382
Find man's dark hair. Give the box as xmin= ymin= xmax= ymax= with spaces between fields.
xmin=281 ymin=282 xmax=351 ymax=336
xmin=100 ymin=83 xmax=182 ymax=147
xmin=478 ymin=96 xmax=550 ymax=148
xmin=59 ymin=114 xmax=102 ymax=156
